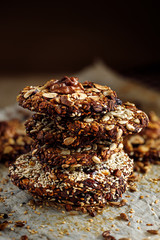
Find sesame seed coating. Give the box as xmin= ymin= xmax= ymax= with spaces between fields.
xmin=9 ymin=150 xmax=133 ymax=207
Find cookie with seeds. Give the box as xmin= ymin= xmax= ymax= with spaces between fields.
xmin=124 ymin=112 xmax=160 ymax=163
xmin=32 ymin=141 xmax=125 ymax=169
xmin=9 ymin=150 xmax=133 ymax=207
xmin=0 ymin=119 xmax=32 ymax=165
xmin=17 ymin=76 xmax=120 ymax=117
xmin=25 ymin=103 xmax=148 ymax=147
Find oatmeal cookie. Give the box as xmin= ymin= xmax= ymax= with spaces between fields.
xmin=17 ymin=76 xmax=120 ymax=117
xmin=9 ymin=151 xmax=133 ymax=207
xmin=124 ymin=112 xmax=160 ymax=163
xmin=32 ymin=141 xmax=124 ymax=168
xmin=25 ymin=103 xmax=148 ymax=147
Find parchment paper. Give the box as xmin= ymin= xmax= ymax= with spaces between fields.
xmin=0 ymin=62 xmax=160 ymax=240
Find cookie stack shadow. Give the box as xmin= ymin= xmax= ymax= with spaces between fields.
xmin=9 ymin=76 xmax=149 ymax=211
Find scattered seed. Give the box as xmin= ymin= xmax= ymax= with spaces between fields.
xmin=120 ymin=213 xmax=129 ymax=221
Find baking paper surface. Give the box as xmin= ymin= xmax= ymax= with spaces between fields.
xmin=0 ymin=62 xmax=160 ymax=240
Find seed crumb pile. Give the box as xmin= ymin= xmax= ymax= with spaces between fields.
xmin=0 ymin=119 xmax=32 ymax=166
xmin=124 ymin=111 xmax=160 ymax=164
xmin=9 ymin=76 xmax=148 ymax=211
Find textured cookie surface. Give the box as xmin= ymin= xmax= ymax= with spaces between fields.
xmin=17 ymin=76 xmax=120 ymax=117
xmin=32 ymin=141 xmax=124 ymax=168
xmin=9 ymin=151 xmax=133 ymax=207
xmin=25 ymin=103 xmax=149 ymax=147
xmin=124 ymin=112 xmax=160 ymax=163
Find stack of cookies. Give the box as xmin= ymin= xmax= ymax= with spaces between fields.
xmin=9 ymin=76 xmax=148 ymax=210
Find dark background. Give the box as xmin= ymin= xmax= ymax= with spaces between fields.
xmin=0 ymin=1 xmax=160 ymax=89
